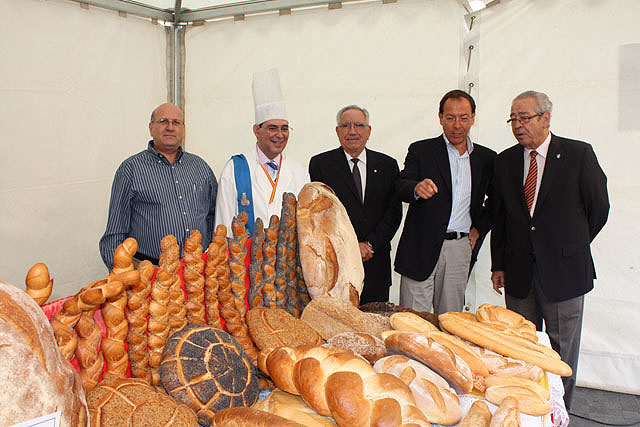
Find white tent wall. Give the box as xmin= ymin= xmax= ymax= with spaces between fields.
xmin=0 ymin=0 xmax=167 ymax=300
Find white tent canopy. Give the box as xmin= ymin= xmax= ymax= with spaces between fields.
xmin=1 ymin=0 xmax=638 ymax=394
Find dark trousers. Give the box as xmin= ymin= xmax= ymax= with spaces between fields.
xmin=505 ymin=264 xmax=584 ymax=410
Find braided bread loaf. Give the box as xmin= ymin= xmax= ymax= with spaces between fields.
xmin=261 ymin=216 xmax=280 ymax=308
xmin=126 ymin=260 xmax=153 ymax=383
xmin=183 ymin=230 xmax=207 ymax=325
xmin=111 ymin=237 xmax=137 ymax=274
xmin=229 ymin=213 xmax=250 ymax=317
xmin=274 ymin=193 xmax=297 ymax=312
xmin=248 ymin=218 xmax=266 ymax=309
xmin=160 ymin=235 xmax=188 ymax=334
xmin=216 ymin=223 xmax=258 ymax=364
xmin=204 ymin=226 xmax=226 ymax=328
xmin=149 ymin=267 xmax=172 ymax=385
xmin=25 ymin=262 xmax=53 ymax=305
xmin=75 ymin=308 xmax=104 ymax=392
xmin=50 ymin=296 xmax=81 ymax=360
xmin=260 ymin=345 xmax=431 ymax=427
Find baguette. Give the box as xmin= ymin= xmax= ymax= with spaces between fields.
xmin=476 ymin=304 xmax=537 ymax=342
xmin=485 ymin=373 xmax=550 ymax=401
xmin=459 ymin=401 xmax=492 ymax=427
xmin=25 ymin=262 xmax=53 ymax=305
xmin=485 ymin=384 xmax=552 ymax=416
xmin=390 ymin=312 xmax=440 ymax=335
xmin=469 ymin=344 xmax=544 ymax=382
xmin=489 ymin=396 xmax=521 ymax=427
xmin=384 ymin=331 xmax=473 ymax=394
xmin=439 ymin=312 xmax=572 ymax=377
xmin=374 ymin=354 xmax=461 ymax=425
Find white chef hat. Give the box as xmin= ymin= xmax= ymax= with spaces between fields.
xmin=252 ymin=68 xmax=288 ymax=125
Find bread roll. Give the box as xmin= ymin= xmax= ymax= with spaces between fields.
xmin=374 ymin=354 xmax=461 ymax=425
xmin=0 ymin=281 xmax=88 ymax=427
xmin=260 ymin=345 xmax=431 ymax=426
xmin=384 ymin=331 xmax=474 ymax=394
xmin=485 ymin=384 xmax=552 ymax=416
xmin=252 ymin=389 xmax=338 ymax=426
xmin=489 ymin=396 xmax=521 ymax=427
xmin=214 ymin=407 xmax=305 ymax=427
xmin=459 ymin=401 xmax=492 ymax=427
xmin=297 ymin=182 xmax=364 ymax=306
xmin=25 ymin=262 xmax=53 ymax=305
xmin=183 ymin=229 xmax=207 ymax=325
xmin=301 ymin=295 xmax=391 ymax=340
xmin=87 ymin=376 xmax=197 ymax=426
xmin=439 ymin=312 xmax=572 ymax=377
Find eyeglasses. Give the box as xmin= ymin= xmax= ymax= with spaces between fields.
xmin=260 ymin=124 xmax=291 ymax=133
xmin=153 ymin=118 xmax=184 ymax=126
xmin=338 ymin=122 xmax=368 ymax=130
xmin=442 ymin=116 xmax=472 ymax=124
xmin=507 ymin=113 xmax=542 ymax=126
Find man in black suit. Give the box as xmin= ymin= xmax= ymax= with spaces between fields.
xmin=395 ymin=90 xmax=496 ymax=314
xmin=309 ymin=105 xmax=402 ymax=304
xmin=491 ymin=90 xmax=609 ymax=409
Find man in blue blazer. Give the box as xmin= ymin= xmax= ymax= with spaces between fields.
xmin=395 ymin=90 xmax=496 ymax=314
xmin=491 ymin=90 xmax=609 ymax=409
xmin=309 ymin=105 xmax=402 ymax=304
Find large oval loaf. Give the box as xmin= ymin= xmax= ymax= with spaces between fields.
xmin=296 ymin=182 xmax=364 ymax=306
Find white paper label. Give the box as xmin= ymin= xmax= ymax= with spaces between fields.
xmin=9 ymin=411 xmax=61 ymax=427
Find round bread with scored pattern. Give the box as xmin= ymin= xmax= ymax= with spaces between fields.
xmin=160 ymin=325 xmax=260 ymax=426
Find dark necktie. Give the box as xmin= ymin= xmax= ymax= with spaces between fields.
xmin=524 ymin=151 xmax=538 ymax=212
xmin=351 ymin=158 xmax=363 ymax=203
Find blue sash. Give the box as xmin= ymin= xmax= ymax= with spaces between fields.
xmin=232 ymin=154 xmax=255 ymax=236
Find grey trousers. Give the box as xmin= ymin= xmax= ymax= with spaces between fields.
xmin=505 ymin=265 xmax=584 ymax=411
xmin=399 ymin=237 xmax=471 ymax=315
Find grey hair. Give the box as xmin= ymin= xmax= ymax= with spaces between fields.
xmin=513 ymin=90 xmax=553 ymax=115
xmin=150 ymin=107 xmax=157 ymax=122
xmin=336 ymin=105 xmax=370 ymax=125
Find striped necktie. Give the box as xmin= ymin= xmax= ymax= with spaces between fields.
xmin=524 ymin=151 xmax=538 ymax=212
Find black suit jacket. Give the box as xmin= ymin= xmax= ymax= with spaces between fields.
xmin=309 ymin=147 xmax=402 ymax=302
xmin=394 ymin=135 xmax=496 ymax=281
xmin=490 ymin=134 xmax=609 ymax=302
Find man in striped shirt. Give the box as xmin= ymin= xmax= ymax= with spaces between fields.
xmin=394 ymin=90 xmax=496 ymax=314
xmin=99 ymin=103 xmax=218 ymax=270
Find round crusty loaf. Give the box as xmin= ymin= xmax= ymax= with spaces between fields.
xmin=297 ymin=182 xmax=364 ymax=306
xmin=160 ymin=325 xmax=260 ymax=426
xmin=246 ymin=307 xmax=323 ymax=351
xmin=0 ymin=280 xmax=87 ymax=427
xmin=87 ymin=376 xmax=197 ymax=426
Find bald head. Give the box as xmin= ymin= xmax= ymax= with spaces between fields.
xmin=149 ymin=103 xmax=185 ymax=159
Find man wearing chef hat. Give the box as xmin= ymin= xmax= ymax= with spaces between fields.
xmin=215 ymin=68 xmax=309 ymax=235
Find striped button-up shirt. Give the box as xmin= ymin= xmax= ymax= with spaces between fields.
xmin=444 ymin=135 xmax=473 ymax=233
xmin=99 ymin=141 xmax=218 ymax=269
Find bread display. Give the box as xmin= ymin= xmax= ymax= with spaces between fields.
xmin=384 ymin=331 xmax=474 ymax=394
xmin=50 ymin=294 xmax=82 ymax=360
xmin=204 ymin=225 xmax=225 ymax=328
xmin=297 ymin=182 xmax=364 ymax=306
xmin=149 ymin=267 xmax=172 ymax=385
xmin=111 ymin=237 xmax=138 ymax=274
xmin=252 ymin=389 xmax=338 ymax=426
xmin=229 ymin=213 xmax=250 ymax=317
xmin=485 ymin=374 xmax=550 ymax=401
xmin=87 ymin=376 xmax=198 ymax=426
xmin=101 ymin=279 xmax=129 ymax=377
xmin=259 ymin=345 xmax=431 ymax=426
xmin=261 ymin=215 xmax=281 ymax=308
xmin=362 ymin=302 xmax=439 ymax=328
xmin=439 ymin=312 xmax=572 ymax=376
xmin=160 ymin=234 xmax=188 ymax=334
xmin=469 ymin=344 xmax=544 ymax=382
xmin=246 ymin=307 xmax=323 ymax=351
xmin=25 ymin=262 xmax=53 ymax=305
xmin=183 ymin=229 xmax=207 ymax=325
xmin=0 ymin=281 xmax=88 ymax=427
xmin=276 ymin=192 xmax=302 ymax=315
xmin=301 ymin=295 xmax=391 ymax=340
xmin=489 ymin=396 xmax=521 ymax=427
xmin=374 ymin=354 xmax=461 ymax=425
xmin=160 ymin=325 xmax=260 ymax=426
xmin=213 ymin=407 xmax=305 ymax=427
xmin=75 ymin=308 xmax=104 ymax=391
xmin=126 ymin=260 xmax=153 ymax=383
xmin=485 ymin=381 xmax=552 ymax=416
xmin=459 ymin=400 xmax=492 ymax=427
xmin=324 ymin=332 xmax=387 ymax=363
xmin=248 ymin=217 xmax=266 ymax=309
xmin=390 ymin=311 xmax=440 ymax=335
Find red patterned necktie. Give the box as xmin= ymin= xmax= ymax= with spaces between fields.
xmin=524 ymin=151 xmax=538 ymax=212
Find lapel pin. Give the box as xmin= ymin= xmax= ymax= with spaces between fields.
xmin=557 ymin=153 xmax=561 ymax=159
